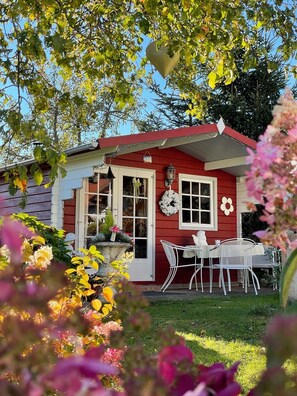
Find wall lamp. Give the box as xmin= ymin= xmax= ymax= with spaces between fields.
xmin=165 ymin=164 xmax=176 ymax=187
xmin=143 ymin=151 xmax=152 ymax=163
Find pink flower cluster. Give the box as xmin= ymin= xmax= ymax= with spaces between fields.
xmin=0 ymin=196 xmax=34 ymax=263
xmin=109 ymin=225 xmax=121 ymax=233
xmin=245 ymin=88 xmax=297 ymax=251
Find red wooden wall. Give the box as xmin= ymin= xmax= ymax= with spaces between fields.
xmin=1 ymin=145 xmax=237 ymax=288
xmin=103 ymin=147 xmax=237 ymax=286
xmin=63 ymin=192 xmax=76 ymax=234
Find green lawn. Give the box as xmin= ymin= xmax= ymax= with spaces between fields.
xmin=130 ymin=294 xmax=290 ymax=394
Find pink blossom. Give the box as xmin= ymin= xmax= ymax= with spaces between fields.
xmin=0 ymin=218 xmax=34 ymax=263
xmin=182 ymin=383 xmax=207 ymax=396
xmin=197 ymin=362 xmax=241 ymax=396
xmin=158 ymin=344 xmax=193 ymax=385
xmin=245 ymin=88 xmax=297 ymax=251
xmin=109 ymin=225 xmax=121 ymax=233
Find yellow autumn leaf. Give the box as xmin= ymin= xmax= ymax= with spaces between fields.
xmin=79 ymin=279 xmax=91 ymax=288
xmin=65 ymin=268 xmax=77 ymax=275
xmin=123 ymin=272 xmax=130 ymax=280
xmin=89 ymin=245 xmax=98 ymax=254
xmin=89 ymin=260 xmax=98 ymax=270
xmin=102 ymin=304 xmax=112 ymax=316
xmin=14 ymin=177 xmax=27 ymax=192
xmin=91 ymin=299 xmax=102 ymax=311
xmin=91 ymin=312 xmax=103 ymax=320
xmin=32 ymin=235 xmax=45 ymax=245
xmin=102 ymin=287 xmax=114 ymax=304
xmin=84 ymin=289 xmax=96 ymax=296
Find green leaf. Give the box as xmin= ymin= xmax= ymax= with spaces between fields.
xmin=33 ymin=146 xmax=43 ymax=162
xmin=208 ymin=71 xmax=218 ymax=89
xmin=216 ymin=60 xmax=224 ymax=77
xmin=33 ymin=168 xmax=43 ymax=186
xmin=18 ymin=165 xmax=28 ymax=180
xmin=280 ymin=248 xmax=297 ymax=308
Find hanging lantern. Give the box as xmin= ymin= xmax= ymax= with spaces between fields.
xmin=107 ymin=166 xmax=115 ymax=180
xmin=107 ymin=166 xmax=115 ymax=208
xmin=146 ymin=41 xmax=180 ymax=78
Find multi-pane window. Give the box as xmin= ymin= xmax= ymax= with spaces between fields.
xmin=122 ymin=176 xmax=148 ymax=259
xmin=179 ymin=174 xmax=217 ymax=230
xmin=83 ymin=173 xmax=149 ymax=258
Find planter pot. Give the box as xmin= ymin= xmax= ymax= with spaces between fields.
xmin=93 ymin=242 xmax=132 ymax=276
xmin=95 ymin=242 xmax=132 ymax=263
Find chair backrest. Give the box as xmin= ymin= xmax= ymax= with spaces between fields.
xmin=219 ymin=238 xmax=255 ymax=268
xmin=252 ymin=245 xmax=281 ymax=267
xmin=161 ymin=240 xmax=178 ymax=268
xmin=161 ymin=240 xmax=203 ymax=268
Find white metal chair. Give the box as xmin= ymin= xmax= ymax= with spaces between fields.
xmin=160 ymin=240 xmax=203 ymax=292
xmin=213 ymin=238 xmax=260 ymax=295
xmin=252 ymin=246 xmax=281 ymax=290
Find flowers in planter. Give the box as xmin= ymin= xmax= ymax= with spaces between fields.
xmin=89 ymin=208 xmax=133 ymax=245
xmin=109 ymin=225 xmax=121 ymax=242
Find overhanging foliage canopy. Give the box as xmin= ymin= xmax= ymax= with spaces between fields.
xmin=0 ymin=0 xmax=296 ymax=193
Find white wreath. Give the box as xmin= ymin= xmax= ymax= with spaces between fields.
xmin=159 ymin=189 xmax=180 ymax=216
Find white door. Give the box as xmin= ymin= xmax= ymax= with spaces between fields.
xmin=113 ymin=167 xmax=155 ymax=282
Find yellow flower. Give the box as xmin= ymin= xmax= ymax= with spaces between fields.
xmin=27 ymin=245 xmax=53 ymax=270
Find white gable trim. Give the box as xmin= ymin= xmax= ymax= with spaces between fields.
xmin=205 ymin=156 xmax=247 ymax=171
xmin=51 ymin=148 xmax=116 ymax=229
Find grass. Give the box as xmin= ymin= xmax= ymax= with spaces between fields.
xmin=130 ymin=293 xmax=288 ymax=395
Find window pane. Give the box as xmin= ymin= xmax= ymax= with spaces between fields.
xmin=122 ymin=218 xmax=133 ymax=235
xmin=201 ymin=197 xmax=210 ymax=210
xmin=123 ymin=176 xmax=134 ymax=196
xmin=182 ymin=210 xmax=191 ymax=223
xmin=192 ymin=197 xmax=200 ymax=209
xmin=123 ymin=197 xmax=133 ymax=216
xmin=192 ymin=182 xmax=199 ymax=195
xmin=201 ymin=212 xmax=210 ymax=224
xmin=87 ymin=220 xmax=98 ymax=236
xmin=135 ymin=219 xmax=147 ymax=237
xmin=136 ymin=198 xmax=147 ymax=216
xmin=135 ymin=239 xmax=147 ymax=258
xmin=182 ymin=181 xmax=190 ymax=194
xmin=136 ymin=178 xmax=147 ymax=197
xmin=182 ymin=195 xmax=190 ymax=208
xmin=98 ymin=178 xmax=110 ymax=194
xmin=192 ymin=211 xmax=200 ymax=223
xmin=88 ymin=196 xmax=97 ymax=214
xmin=201 ymin=183 xmax=210 ymax=196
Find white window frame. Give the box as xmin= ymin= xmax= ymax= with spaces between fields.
xmin=178 ymin=174 xmax=218 ymax=231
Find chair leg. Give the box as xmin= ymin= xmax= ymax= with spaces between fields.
xmin=194 ymin=266 xmax=198 ymax=291
xmin=160 ymin=268 xmax=173 ymax=291
xmin=209 ymin=266 xmax=213 ymax=293
xmin=248 ymin=269 xmax=259 ymax=295
xmin=200 ymin=267 xmax=204 ymax=293
xmin=220 ymin=269 xmax=227 ymax=295
xmin=227 ymin=269 xmax=231 ymax=292
xmin=189 ymin=266 xmax=202 ymax=290
xmin=162 ymin=267 xmax=178 ymax=292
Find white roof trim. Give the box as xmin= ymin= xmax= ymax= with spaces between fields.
xmin=158 ymin=132 xmax=218 ymax=149
xmin=204 ymin=156 xmax=247 ymax=171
